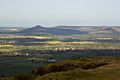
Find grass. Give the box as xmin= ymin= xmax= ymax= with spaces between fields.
xmin=1 ymin=57 xmax=120 ymax=80
xmin=35 ymin=57 xmax=120 ymax=80
xmin=36 ymin=67 xmax=120 ymax=80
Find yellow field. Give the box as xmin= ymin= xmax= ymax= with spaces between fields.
xmin=96 ymin=38 xmax=113 ymax=40
xmin=0 ymin=44 xmax=14 ymax=47
xmin=46 ymin=41 xmax=96 ymax=45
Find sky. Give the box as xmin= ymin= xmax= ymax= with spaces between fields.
xmin=0 ymin=0 xmax=120 ymax=27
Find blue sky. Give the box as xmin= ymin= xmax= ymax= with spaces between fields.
xmin=0 ymin=0 xmax=120 ymax=27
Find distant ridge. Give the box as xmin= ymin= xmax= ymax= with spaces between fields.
xmin=18 ymin=25 xmax=87 ymax=35
xmin=0 ymin=25 xmax=119 ymax=37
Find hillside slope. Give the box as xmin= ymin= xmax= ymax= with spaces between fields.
xmin=2 ymin=57 xmax=120 ymax=80
xmin=18 ymin=25 xmax=87 ymax=35
xmin=35 ymin=58 xmax=120 ymax=80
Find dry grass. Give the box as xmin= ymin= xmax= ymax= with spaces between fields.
xmin=35 ymin=58 xmax=120 ymax=80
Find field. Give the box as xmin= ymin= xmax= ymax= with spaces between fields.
xmin=0 ymin=56 xmax=47 ymax=76
xmin=0 ymin=34 xmax=120 ymax=79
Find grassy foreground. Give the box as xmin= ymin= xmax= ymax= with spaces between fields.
xmin=1 ymin=57 xmax=120 ymax=80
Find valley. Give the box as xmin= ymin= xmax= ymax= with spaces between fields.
xmin=0 ymin=25 xmax=120 ymax=80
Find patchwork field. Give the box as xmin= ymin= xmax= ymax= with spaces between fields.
xmin=0 ymin=36 xmax=119 ymax=77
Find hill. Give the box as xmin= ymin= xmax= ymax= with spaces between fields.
xmin=20 ymin=58 xmax=120 ymax=80
xmin=1 ymin=57 xmax=120 ymax=80
xmin=0 ymin=25 xmax=119 ymax=37
xmin=18 ymin=25 xmax=87 ymax=35
xmin=55 ymin=26 xmax=120 ymax=37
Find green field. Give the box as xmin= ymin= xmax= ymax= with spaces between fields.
xmin=0 ymin=57 xmax=48 ymax=76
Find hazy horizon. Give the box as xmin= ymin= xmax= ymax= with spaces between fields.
xmin=0 ymin=0 xmax=120 ymax=27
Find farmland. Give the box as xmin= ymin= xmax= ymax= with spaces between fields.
xmin=0 ymin=26 xmax=120 ymax=80
xmin=0 ymin=34 xmax=120 ymax=76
